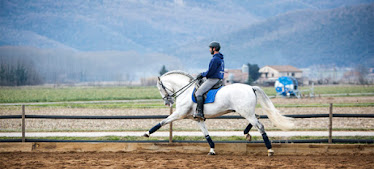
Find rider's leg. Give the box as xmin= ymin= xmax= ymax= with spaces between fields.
xmin=195 ymin=95 xmax=205 ymax=119
xmin=194 ymin=78 xmax=220 ymax=119
xmin=144 ymin=112 xmax=180 ymax=137
xmin=196 ymin=120 xmax=216 ymax=155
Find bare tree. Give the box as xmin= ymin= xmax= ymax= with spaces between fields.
xmin=355 ymin=64 xmax=368 ymax=85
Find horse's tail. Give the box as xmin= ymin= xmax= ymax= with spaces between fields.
xmin=252 ymin=86 xmax=294 ymax=130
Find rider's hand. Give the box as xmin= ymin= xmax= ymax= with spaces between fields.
xmin=196 ymin=73 xmax=203 ymax=80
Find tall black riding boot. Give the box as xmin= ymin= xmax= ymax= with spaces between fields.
xmin=194 ymin=95 xmax=205 ymax=120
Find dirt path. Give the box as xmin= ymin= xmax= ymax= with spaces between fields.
xmin=0 ymin=152 xmax=373 ymax=169
xmin=2 ymin=131 xmax=374 ymax=138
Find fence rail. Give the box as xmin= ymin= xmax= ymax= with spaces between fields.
xmin=0 ymin=104 xmax=373 ymax=144
xmin=1 ymin=114 xmax=374 ymax=119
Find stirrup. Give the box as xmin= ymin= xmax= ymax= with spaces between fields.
xmin=193 ymin=113 xmax=205 ymax=121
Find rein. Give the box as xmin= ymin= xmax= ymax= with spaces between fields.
xmin=158 ymin=77 xmax=198 ymax=99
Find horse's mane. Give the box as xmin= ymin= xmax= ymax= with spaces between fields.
xmin=161 ymin=70 xmax=194 ymax=81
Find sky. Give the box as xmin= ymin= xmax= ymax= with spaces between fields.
xmin=1 ymin=0 xmax=373 ymax=80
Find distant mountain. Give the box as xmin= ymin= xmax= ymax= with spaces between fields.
xmin=1 ymin=1 xmax=373 ymax=83
xmin=216 ymin=3 xmax=374 ymax=68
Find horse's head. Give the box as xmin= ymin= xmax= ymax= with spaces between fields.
xmin=157 ymin=76 xmax=174 ymax=107
xmin=156 ymin=70 xmax=195 ymax=107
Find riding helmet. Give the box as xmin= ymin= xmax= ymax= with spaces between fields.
xmin=209 ymin=41 xmax=220 ymax=51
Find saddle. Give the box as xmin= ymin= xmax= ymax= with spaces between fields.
xmin=192 ymin=79 xmax=224 ymax=103
xmin=195 ymin=79 xmax=223 ymax=90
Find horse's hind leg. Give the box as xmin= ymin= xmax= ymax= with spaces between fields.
xmin=253 ymin=119 xmax=274 ymax=156
xmin=243 ymin=123 xmax=253 ymax=141
xmin=196 ymin=120 xmax=216 ymax=155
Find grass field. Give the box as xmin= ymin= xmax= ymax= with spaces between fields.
xmin=305 ymin=85 xmax=374 ymax=95
xmin=1 ymin=85 xmax=373 ymax=103
xmin=0 ymin=86 xmax=160 ymax=103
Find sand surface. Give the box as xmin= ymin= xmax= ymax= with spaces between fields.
xmin=0 ymin=152 xmax=373 ymax=169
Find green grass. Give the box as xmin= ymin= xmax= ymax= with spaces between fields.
xmin=0 ymin=86 xmax=160 ymax=103
xmin=275 ymin=103 xmax=374 ymax=108
xmin=261 ymin=85 xmax=374 ymax=96
xmin=306 ymin=85 xmax=374 ymax=95
xmin=28 ymin=101 xmax=167 ymax=109
xmin=1 ymin=136 xmax=373 ymax=142
xmin=1 ymin=85 xmax=374 ymax=103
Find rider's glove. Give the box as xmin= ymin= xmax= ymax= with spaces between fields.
xmin=196 ymin=73 xmax=203 ymax=80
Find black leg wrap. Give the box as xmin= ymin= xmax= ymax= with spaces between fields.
xmin=205 ymin=135 xmax=215 ymax=148
xmin=149 ymin=123 xmax=162 ymax=134
xmin=262 ymin=133 xmax=272 ymax=149
xmin=244 ymin=123 xmax=253 ymax=135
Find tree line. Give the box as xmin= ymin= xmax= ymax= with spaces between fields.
xmin=245 ymin=63 xmax=261 ymax=85
xmin=0 ymin=62 xmax=43 ymax=86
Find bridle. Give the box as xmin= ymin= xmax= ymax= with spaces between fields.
xmin=158 ymin=76 xmax=198 ymax=105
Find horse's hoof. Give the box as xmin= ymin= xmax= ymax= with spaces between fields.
xmin=268 ymin=149 xmax=274 ymax=156
xmin=143 ymin=133 xmax=149 ymax=137
xmin=245 ymin=134 xmax=252 ymax=141
xmin=207 ymin=152 xmax=216 ymax=155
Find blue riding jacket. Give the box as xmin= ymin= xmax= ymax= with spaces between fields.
xmin=201 ymin=53 xmax=224 ymax=79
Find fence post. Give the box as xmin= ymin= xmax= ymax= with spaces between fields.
xmin=169 ymin=106 xmax=173 ymax=143
xmin=328 ymin=103 xmax=333 ymax=144
xmin=22 ymin=105 xmax=25 ymax=142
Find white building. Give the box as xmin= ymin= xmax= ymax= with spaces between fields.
xmin=258 ymin=65 xmax=303 ymax=85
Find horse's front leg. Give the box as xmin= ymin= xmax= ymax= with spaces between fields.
xmin=143 ymin=111 xmax=181 ymax=137
xmin=196 ymin=120 xmax=216 ymax=155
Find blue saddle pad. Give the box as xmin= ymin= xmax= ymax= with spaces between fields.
xmin=192 ymin=87 xmax=223 ymax=104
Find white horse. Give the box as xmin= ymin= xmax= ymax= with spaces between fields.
xmin=143 ymin=70 xmax=294 ymax=156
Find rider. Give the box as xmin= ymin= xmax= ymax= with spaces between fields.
xmin=194 ymin=41 xmax=224 ymax=120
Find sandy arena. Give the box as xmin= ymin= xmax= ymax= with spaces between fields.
xmin=1 ymin=142 xmax=373 ymax=169
xmin=1 ymin=96 xmax=373 ymax=168
xmin=1 ymin=152 xmax=373 ymax=169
